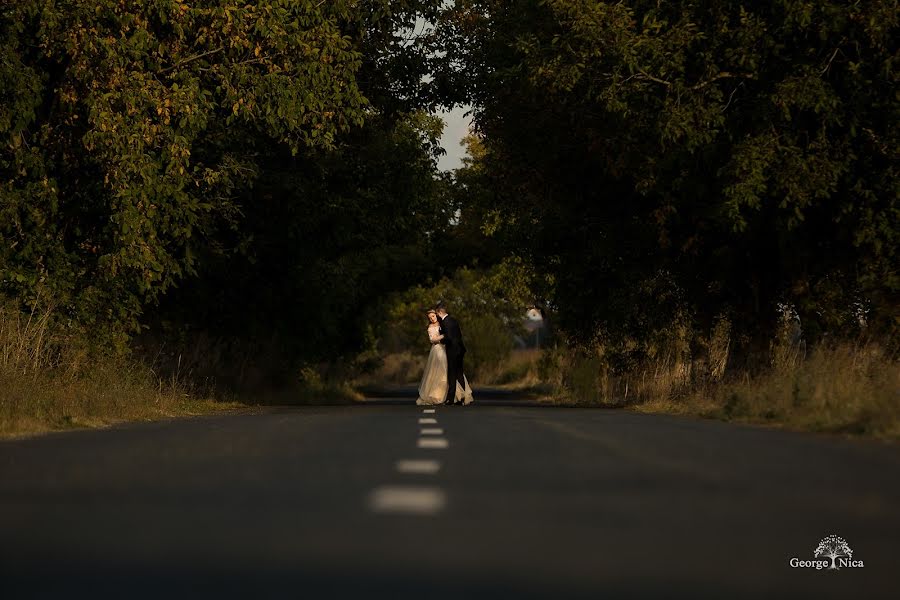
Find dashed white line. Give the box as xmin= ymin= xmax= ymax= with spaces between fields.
xmin=417 ymin=437 xmax=449 ymax=449
xmin=418 ymin=418 xmax=438 ymax=425
xmin=420 ymin=428 xmax=443 ymax=435
xmin=422 ymin=409 xmax=436 ymax=414
xmin=369 ymin=485 xmax=446 ymax=515
xmin=395 ymin=459 xmax=442 ymax=475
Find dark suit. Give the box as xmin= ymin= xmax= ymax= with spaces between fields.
xmin=438 ymin=314 xmax=467 ymax=404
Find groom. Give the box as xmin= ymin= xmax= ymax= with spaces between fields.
xmin=435 ymin=301 xmax=467 ymax=405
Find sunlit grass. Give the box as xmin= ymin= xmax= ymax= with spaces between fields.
xmin=0 ymin=362 xmax=242 ymax=438
xmin=619 ymin=342 xmax=898 ymax=439
xmin=0 ymin=302 xmax=238 ymax=438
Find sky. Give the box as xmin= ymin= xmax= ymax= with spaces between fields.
xmin=406 ymin=13 xmax=472 ymax=173
xmin=435 ymin=105 xmax=473 ymax=172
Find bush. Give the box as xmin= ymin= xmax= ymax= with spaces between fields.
xmin=463 ymin=312 xmax=514 ymax=382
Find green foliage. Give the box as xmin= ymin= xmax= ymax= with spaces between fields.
xmin=376 ymin=259 xmax=540 ymax=379
xmin=0 ymin=0 xmax=463 ymax=376
xmin=461 ymin=312 xmax=514 ymax=380
xmin=437 ymin=0 xmax=899 ymax=347
xmin=0 ymin=0 xmax=429 ymax=348
xmin=150 ymin=109 xmax=453 ymax=366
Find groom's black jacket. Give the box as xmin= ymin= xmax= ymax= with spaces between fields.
xmin=439 ymin=315 xmax=466 ymax=357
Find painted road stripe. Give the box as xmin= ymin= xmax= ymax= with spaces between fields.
xmin=420 ymin=428 xmax=443 ymax=435
xmin=369 ymin=486 xmax=446 ymax=515
xmin=422 ymin=409 xmax=436 ymax=414
xmin=417 ymin=437 xmax=449 ymax=449
xmin=418 ymin=418 xmax=437 ymax=425
xmin=395 ymin=459 xmax=442 ymax=475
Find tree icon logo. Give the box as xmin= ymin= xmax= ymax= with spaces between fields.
xmin=814 ymin=535 xmax=853 ymax=570
xmin=789 ymin=534 xmax=864 ymax=570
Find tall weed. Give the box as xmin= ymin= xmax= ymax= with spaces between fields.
xmin=0 ymin=301 xmax=230 ymax=436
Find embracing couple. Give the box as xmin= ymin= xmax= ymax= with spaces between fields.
xmin=417 ymin=301 xmax=474 ymax=406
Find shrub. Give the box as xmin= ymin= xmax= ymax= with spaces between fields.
xmin=464 ymin=313 xmax=514 ymax=381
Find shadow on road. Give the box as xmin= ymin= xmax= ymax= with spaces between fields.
xmin=355 ymin=385 xmax=602 ymax=408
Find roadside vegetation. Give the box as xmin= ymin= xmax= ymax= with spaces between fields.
xmin=364 ymin=329 xmax=899 ymax=440
xmin=640 ymin=341 xmax=898 ymax=438
xmin=2 ymin=1 xmax=896 ymax=439
xmin=0 ymin=300 xmax=239 ymax=437
xmin=543 ymin=336 xmax=898 ymax=440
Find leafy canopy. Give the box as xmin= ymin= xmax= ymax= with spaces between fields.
xmin=1 ymin=0 xmax=378 ymax=343
xmin=436 ymin=0 xmax=898 ymax=343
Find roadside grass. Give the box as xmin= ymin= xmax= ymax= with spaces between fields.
xmin=0 ymin=299 xmax=364 ymax=437
xmin=0 ymin=302 xmax=238 ymax=438
xmin=16 ymin=286 xmax=888 ymax=440
xmin=479 ymin=349 xmax=557 ymax=397
xmin=631 ymin=342 xmax=899 ymax=439
xmin=288 ymin=366 xmax=363 ymax=405
xmin=547 ymin=339 xmax=899 ymax=440
xmin=354 ymin=351 xmax=424 ymax=386
xmin=0 ymin=364 xmax=239 ymax=438
xmin=482 ymin=348 xmax=541 ymax=385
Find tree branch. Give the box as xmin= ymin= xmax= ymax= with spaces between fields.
xmin=633 ymin=70 xmax=754 ymax=91
xmin=721 ymin=82 xmax=744 ymax=112
xmin=635 ymin=69 xmax=671 ymax=87
xmin=159 ymin=47 xmax=225 ymax=75
xmin=820 ymin=47 xmax=840 ymax=75
xmin=691 ymin=71 xmax=754 ymax=91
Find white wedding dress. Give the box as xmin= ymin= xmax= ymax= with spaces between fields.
xmin=417 ymin=324 xmax=474 ymax=405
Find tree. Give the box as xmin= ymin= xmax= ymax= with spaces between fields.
xmin=435 ymin=0 xmax=898 ymax=350
xmin=814 ymin=534 xmax=853 ymax=570
xmin=1 ymin=1 xmax=461 ymax=364
xmin=151 ymin=109 xmax=453 ymax=366
xmin=1 ymin=0 xmax=378 ymax=346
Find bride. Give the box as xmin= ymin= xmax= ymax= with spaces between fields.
xmin=417 ymin=309 xmax=474 ymax=405
xmin=417 ymin=309 xmax=448 ymax=405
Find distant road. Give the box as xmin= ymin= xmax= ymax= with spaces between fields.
xmin=1 ymin=389 xmax=897 ymax=598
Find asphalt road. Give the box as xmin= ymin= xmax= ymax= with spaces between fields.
xmin=1 ymin=390 xmax=898 ymax=599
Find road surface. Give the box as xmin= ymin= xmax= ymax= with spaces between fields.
xmin=1 ymin=390 xmax=898 ymax=598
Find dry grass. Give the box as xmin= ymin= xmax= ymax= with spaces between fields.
xmin=622 ymin=342 xmax=899 ymax=439
xmin=535 ymin=312 xmax=898 ymax=439
xmin=0 ymin=301 xmax=238 ymax=438
xmin=353 ymin=351 xmax=424 ymax=386
xmin=286 ymin=366 xmax=363 ymax=404
xmin=0 ymin=366 xmax=238 ymax=438
xmin=480 ymin=348 xmax=543 ymax=386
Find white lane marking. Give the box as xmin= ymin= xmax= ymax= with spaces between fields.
xmin=420 ymin=428 xmax=444 ymax=435
xmin=369 ymin=486 xmax=446 ymax=515
xmin=395 ymin=459 xmax=442 ymax=475
xmin=417 ymin=437 xmax=449 ymax=449
xmin=418 ymin=418 xmax=437 ymax=425
xmin=422 ymin=409 xmax=436 ymax=414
